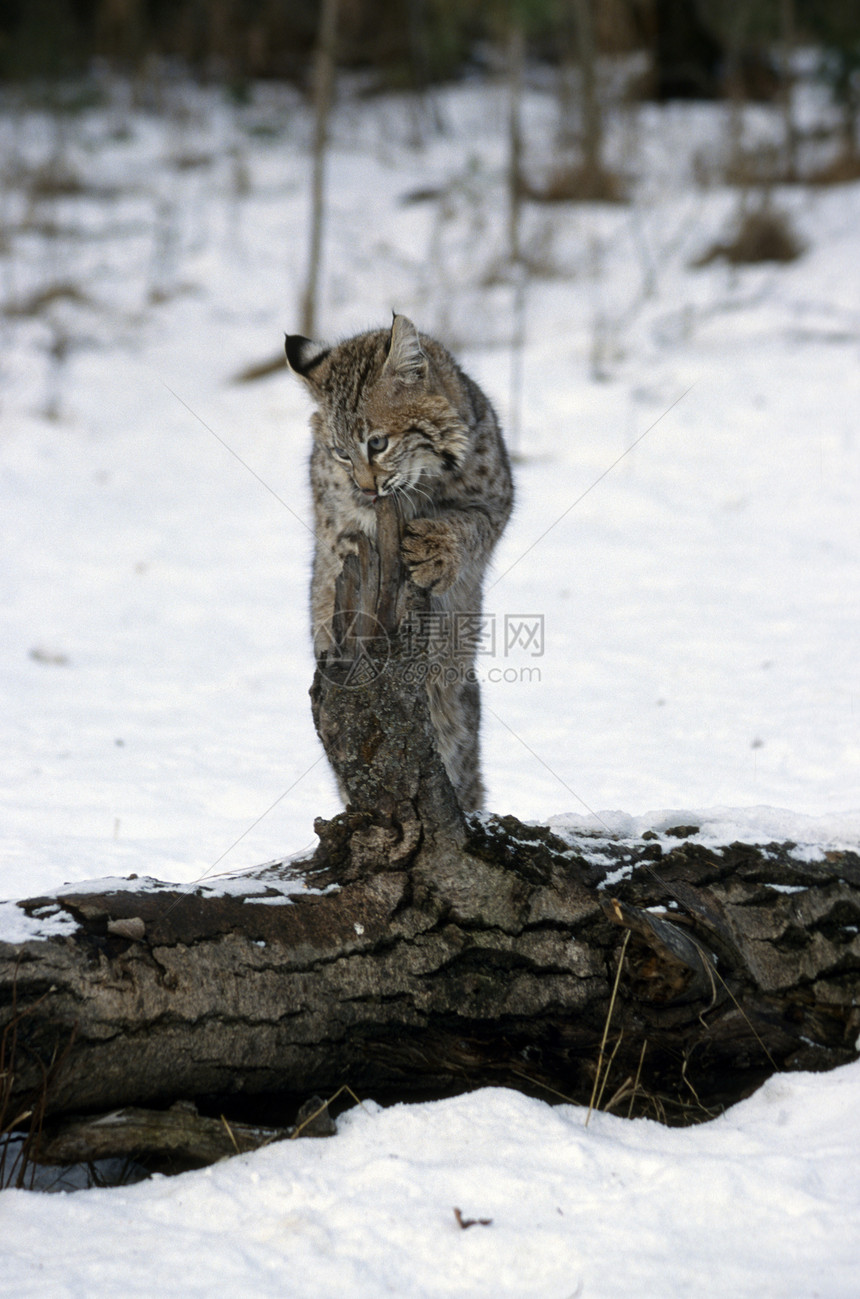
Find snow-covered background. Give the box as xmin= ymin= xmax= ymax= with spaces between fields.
xmin=1 ymin=65 xmax=859 ymax=1294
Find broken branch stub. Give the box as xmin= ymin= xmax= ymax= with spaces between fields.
xmin=310 ymin=495 xmax=466 ymax=869
xmin=374 ymin=494 xmax=404 ymax=635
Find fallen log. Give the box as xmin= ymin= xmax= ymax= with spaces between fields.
xmin=1 ymin=500 xmax=859 ymax=1169
xmin=33 ymin=1094 xmax=335 ymax=1175
xmin=4 ymin=811 xmax=860 ymax=1144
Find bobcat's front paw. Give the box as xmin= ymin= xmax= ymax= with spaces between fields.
xmin=335 ymin=529 xmax=362 ymax=563
xmin=402 ymin=518 xmax=461 ymax=594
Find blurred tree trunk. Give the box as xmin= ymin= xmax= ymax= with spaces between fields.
xmin=505 ymin=16 xmax=526 ymax=457
xmin=652 ymin=0 xmax=723 ymax=101
xmin=556 ymin=0 xmax=617 ymax=200
xmin=95 ymin=0 xmax=145 ymax=65
xmin=506 ymin=18 xmax=525 ymax=267
xmin=300 ymin=0 xmax=339 ymax=338
xmin=778 ymin=0 xmax=799 ymax=180
xmin=571 ymin=0 xmax=603 ymax=180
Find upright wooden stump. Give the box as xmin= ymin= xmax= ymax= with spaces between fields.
xmin=309 ymin=497 xmax=466 ymax=877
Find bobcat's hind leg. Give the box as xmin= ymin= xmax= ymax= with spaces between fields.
xmin=426 ymin=675 xmax=485 ymax=812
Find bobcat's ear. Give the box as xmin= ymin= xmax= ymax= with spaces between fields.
xmin=285 ymin=334 xmax=330 ymax=386
xmin=383 ymin=314 xmax=427 ymax=383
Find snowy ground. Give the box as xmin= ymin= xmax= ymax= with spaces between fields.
xmin=1 ymin=67 xmax=859 ymax=1294
xmin=5 ymin=1070 xmax=860 ymax=1298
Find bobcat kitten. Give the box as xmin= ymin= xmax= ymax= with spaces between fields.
xmin=285 ymin=314 xmax=513 ymax=811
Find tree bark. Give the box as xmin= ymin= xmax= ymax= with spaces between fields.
xmin=2 ymin=497 xmax=859 ymax=1165
xmin=309 ymin=496 xmax=465 ymax=866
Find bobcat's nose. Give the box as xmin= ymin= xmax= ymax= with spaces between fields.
xmin=360 ymin=487 xmax=378 ymax=502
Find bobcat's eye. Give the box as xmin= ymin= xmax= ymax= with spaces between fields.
xmin=330 ymin=446 xmax=351 ymax=463
xmin=367 ymin=434 xmax=388 ymax=455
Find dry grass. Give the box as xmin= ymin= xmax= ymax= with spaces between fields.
xmin=4 ymin=282 xmax=91 ymax=319
xmin=233 ymin=351 xmax=287 ymax=383
xmin=0 ymin=982 xmax=76 ymax=1191
xmin=721 ymin=144 xmax=787 ymax=188
xmin=694 ymin=135 xmax=860 ymax=191
xmin=480 ymin=247 xmax=564 ymax=289
xmin=522 ymin=161 xmax=627 ymax=205
xmin=807 ymin=147 xmax=860 ymax=186
xmin=586 ymin=932 xmax=630 ymax=1126
xmin=27 ymin=163 xmax=87 ymax=200
xmin=693 ymin=206 xmax=804 ymax=267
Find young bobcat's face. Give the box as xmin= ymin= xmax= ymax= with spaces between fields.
xmin=286 ymin=315 xmax=469 ymax=508
xmin=325 ymin=399 xmax=464 ymax=506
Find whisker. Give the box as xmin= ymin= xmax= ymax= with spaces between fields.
xmin=404 ymin=482 xmax=436 ymax=512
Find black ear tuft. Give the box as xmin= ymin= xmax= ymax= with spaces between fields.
xmin=285 ymin=334 xmax=330 ymax=377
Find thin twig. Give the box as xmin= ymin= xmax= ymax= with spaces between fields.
xmin=593 ymin=1030 xmax=624 ymax=1115
xmin=221 ymin=1114 xmax=241 ymax=1155
xmin=627 ymin=1039 xmax=648 ymax=1119
xmin=289 ymin=1084 xmax=368 ymax=1140
xmin=586 ymin=930 xmax=630 ymax=1126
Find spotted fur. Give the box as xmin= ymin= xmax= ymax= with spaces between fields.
xmin=285 ymin=314 xmax=513 ymax=810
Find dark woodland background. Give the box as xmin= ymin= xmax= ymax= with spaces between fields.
xmin=1 ymin=0 xmax=858 ymax=116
